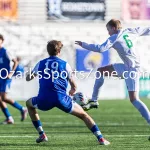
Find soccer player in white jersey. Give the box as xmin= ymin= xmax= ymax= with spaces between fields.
xmin=75 ymin=19 xmax=150 ymax=128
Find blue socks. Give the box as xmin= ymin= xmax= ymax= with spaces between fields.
xmin=12 ymin=101 xmax=23 ymax=112
xmin=32 ymin=120 xmax=44 ymax=135
xmin=132 ymin=99 xmax=150 ymax=124
xmin=92 ymin=75 xmax=104 ymax=101
xmin=2 ymin=108 xmax=11 ymax=119
xmin=90 ymin=125 xmax=103 ymax=141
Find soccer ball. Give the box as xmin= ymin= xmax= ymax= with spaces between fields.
xmin=73 ymin=92 xmax=88 ymax=106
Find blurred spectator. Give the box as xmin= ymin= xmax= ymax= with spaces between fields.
xmin=129 ymin=0 xmax=142 ymax=19
xmin=47 ymin=0 xmax=69 ymax=21
xmin=122 ymin=0 xmax=147 ymax=20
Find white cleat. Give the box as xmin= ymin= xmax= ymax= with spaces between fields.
xmin=1 ymin=117 xmax=14 ymax=125
xmin=82 ymin=100 xmax=99 ymax=111
xmin=36 ymin=133 xmax=48 ymax=143
xmin=21 ymin=107 xmax=28 ymax=121
xmin=99 ymin=138 xmax=110 ymax=145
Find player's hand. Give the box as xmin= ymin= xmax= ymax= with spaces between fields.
xmin=69 ymin=89 xmax=76 ymax=96
xmin=7 ymin=73 xmax=13 ymax=79
xmin=75 ymin=41 xmax=82 ymax=46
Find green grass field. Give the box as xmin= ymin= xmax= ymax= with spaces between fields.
xmin=0 ymin=100 xmax=150 ymax=150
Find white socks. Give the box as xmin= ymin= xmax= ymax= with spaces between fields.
xmin=132 ymin=99 xmax=150 ymax=124
xmin=92 ymin=76 xmax=104 ymax=101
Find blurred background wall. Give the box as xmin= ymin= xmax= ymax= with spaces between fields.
xmin=0 ymin=0 xmax=149 ymax=100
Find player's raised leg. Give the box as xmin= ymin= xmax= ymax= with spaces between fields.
xmin=0 ymin=99 xmax=14 ymax=124
xmin=70 ymin=102 xmax=110 ymax=145
xmin=26 ymin=98 xmax=48 ymax=143
xmin=83 ymin=65 xmax=115 ymax=111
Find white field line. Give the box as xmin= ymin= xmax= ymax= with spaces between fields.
xmin=0 ymin=135 xmax=149 ymax=138
xmin=3 ymin=121 xmax=148 ymax=126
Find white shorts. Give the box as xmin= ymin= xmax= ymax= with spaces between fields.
xmin=112 ymin=63 xmax=139 ymax=92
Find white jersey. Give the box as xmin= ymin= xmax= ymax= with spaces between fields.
xmin=82 ymin=27 xmax=150 ymax=69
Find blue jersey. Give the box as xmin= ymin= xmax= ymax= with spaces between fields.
xmin=0 ymin=47 xmax=12 ymax=80
xmin=33 ymin=56 xmax=72 ymax=98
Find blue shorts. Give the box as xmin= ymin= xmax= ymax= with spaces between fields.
xmin=32 ymin=92 xmax=74 ymax=113
xmin=0 ymin=79 xmax=12 ymax=93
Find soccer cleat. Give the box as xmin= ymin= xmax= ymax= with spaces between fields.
xmin=1 ymin=118 xmax=14 ymax=124
xmin=36 ymin=133 xmax=48 ymax=143
xmin=21 ymin=107 xmax=28 ymax=121
xmin=99 ymin=138 xmax=110 ymax=145
xmin=82 ymin=100 xmax=99 ymax=111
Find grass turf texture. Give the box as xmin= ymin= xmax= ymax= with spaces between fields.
xmin=0 ymin=100 xmax=150 ymax=150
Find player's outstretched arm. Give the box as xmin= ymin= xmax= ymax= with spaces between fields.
xmin=75 ymin=41 xmax=102 ymax=52
xmin=8 ymin=58 xmax=19 ymax=79
xmin=138 ymin=27 xmax=150 ymax=36
xmin=129 ymin=27 xmax=150 ymax=36
xmin=6 ymin=51 xmax=19 ymax=79
xmin=75 ymin=37 xmax=114 ymax=53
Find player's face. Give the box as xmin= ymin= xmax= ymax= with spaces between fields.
xmin=106 ymin=25 xmax=117 ymax=36
xmin=0 ymin=39 xmax=3 ymax=47
xmin=129 ymin=0 xmax=141 ymax=19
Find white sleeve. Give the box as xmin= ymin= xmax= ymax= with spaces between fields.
xmin=6 ymin=51 xmax=15 ymax=61
xmin=128 ymin=27 xmax=150 ymax=36
xmin=136 ymin=27 xmax=150 ymax=36
xmin=32 ymin=62 xmax=40 ymax=74
xmin=81 ymin=36 xmax=116 ymax=53
xmin=66 ymin=63 xmax=73 ymax=79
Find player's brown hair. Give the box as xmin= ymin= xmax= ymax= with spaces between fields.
xmin=47 ymin=40 xmax=63 ymax=56
xmin=0 ymin=34 xmax=4 ymax=41
xmin=106 ymin=19 xmax=122 ymax=30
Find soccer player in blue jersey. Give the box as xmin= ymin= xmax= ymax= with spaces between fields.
xmin=26 ymin=40 xmax=110 ymax=145
xmin=0 ymin=34 xmax=27 ymax=124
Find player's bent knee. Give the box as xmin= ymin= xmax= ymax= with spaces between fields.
xmin=97 ymin=67 xmax=109 ymax=76
xmin=97 ymin=68 xmax=103 ymax=74
xmin=26 ymin=98 xmax=33 ymax=107
xmin=26 ymin=100 xmax=29 ymax=107
xmin=2 ymin=98 xmax=8 ymax=103
xmin=128 ymin=91 xmax=139 ymax=102
xmin=2 ymin=99 xmax=6 ymax=102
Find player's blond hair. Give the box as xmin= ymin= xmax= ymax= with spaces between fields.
xmin=47 ymin=40 xmax=63 ymax=56
xmin=106 ymin=19 xmax=122 ymax=30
